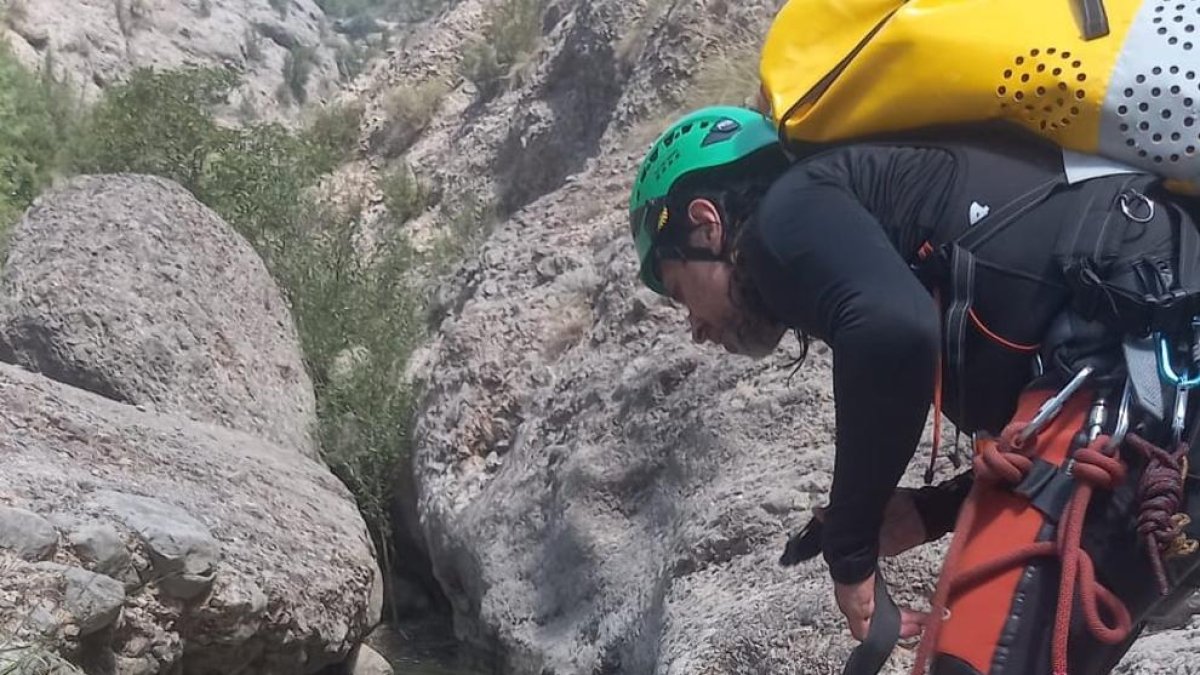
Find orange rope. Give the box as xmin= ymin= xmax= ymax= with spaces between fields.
xmin=910 ymin=426 xmax=1133 ymax=675
xmin=968 ymin=308 xmax=1040 ymax=353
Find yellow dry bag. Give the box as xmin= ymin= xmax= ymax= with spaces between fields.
xmin=759 ymin=0 xmax=1200 ymax=188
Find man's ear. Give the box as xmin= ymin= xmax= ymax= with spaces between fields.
xmin=686 ymin=198 xmax=724 ymax=254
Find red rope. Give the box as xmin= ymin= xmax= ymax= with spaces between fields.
xmin=1124 ymin=434 xmax=1191 ymax=595
xmin=928 ymin=289 xmax=944 ymax=483
xmin=911 ymin=426 xmax=1132 ymax=675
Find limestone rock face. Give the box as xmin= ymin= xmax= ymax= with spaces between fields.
xmin=0 ymin=0 xmax=344 ymax=121
xmin=0 ymin=361 xmax=379 ymax=674
xmin=0 ymin=173 xmax=380 ymax=674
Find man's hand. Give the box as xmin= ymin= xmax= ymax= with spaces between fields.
xmin=834 ymin=573 xmax=928 ymax=642
xmin=813 ymin=488 xmax=928 ymax=558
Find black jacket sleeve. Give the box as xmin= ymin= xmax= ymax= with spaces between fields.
xmin=746 ymin=180 xmax=941 ymax=584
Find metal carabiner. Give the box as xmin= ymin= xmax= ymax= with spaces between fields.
xmin=1119 ymin=189 xmax=1156 ymax=223
xmin=1172 ymin=384 xmax=1189 ymax=446
xmin=1157 ymin=333 xmax=1200 ymax=389
xmin=1016 ymin=365 xmax=1095 ymax=445
xmin=1105 ymin=379 xmax=1133 ymax=452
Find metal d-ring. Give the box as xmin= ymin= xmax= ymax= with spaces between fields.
xmin=1119 ymin=190 xmax=1155 ymax=223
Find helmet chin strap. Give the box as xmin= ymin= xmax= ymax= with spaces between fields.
xmin=656 ymin=244 xmax=727 ymax=264
xmin=656 ymin=218 xmax=732 ymax=264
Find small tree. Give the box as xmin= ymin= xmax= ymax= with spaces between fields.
xmin=0 ymin=44 xmax=78 ymax=231
xmin=72 ymin=67 xmax=235 ymax=193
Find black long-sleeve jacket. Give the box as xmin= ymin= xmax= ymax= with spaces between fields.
xmin=737 ymin=134 xmax=1102 ymax=583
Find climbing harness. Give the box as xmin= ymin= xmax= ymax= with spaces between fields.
xmin=910 ymin=354 xmax=1200 ymax=674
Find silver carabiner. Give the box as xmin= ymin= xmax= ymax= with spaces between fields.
xmin=1105 ymin=378 xmax=1133 ymax=452
xmin=1016 ymin=365 xmax=1095 ymax=445
xmin=1119 ymin=189 xmax=1155 ymax=223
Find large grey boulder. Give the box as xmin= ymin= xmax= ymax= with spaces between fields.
xmin=27 ymin=563 xmax=128 ymax=636
xmin=0 ymin=174 xmax=318 ymax=457
xmin=66 ymin=520 xmax=135 ymax=582
xmin=0 ymin=506 xmax=58 ymax=561
xmin=0 ymin=361 xmax=380 ymax=674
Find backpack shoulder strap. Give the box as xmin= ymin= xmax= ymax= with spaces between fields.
xmin=943 ymin=173 xmax=1070 ymax=425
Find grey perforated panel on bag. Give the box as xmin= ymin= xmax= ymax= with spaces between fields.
xmin=1100 ymin=0 xmax=1200 ymax=180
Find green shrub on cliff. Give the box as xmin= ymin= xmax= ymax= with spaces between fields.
xmin=0 ymin=45 xmax=77 ymax=235
xmin=71 ymin=67 xmax=235 ymax=194
xmin=459 ymin=0 xmax=545 ymax=98
xmin=279 ymin=201 xmax=423 ymax=539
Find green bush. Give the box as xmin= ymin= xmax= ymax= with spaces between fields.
xmin=276 ymin=202 xmax=423 ymax=538
xmin=201 ymin=124 xmax=322 ymax=253
xmin=380 ymin=162 xmax=430 ymax=224
xmin=369 ymin=78 xmax=446 ymax=158
xmin=0 ymin=44 xmax=79 ymax=236
xmin=305 ymin=100 xmax=364 ymax=167
xmin=71 ymin=67 xmax=236 ymax=194
xmin=459 ymin=0 xmax=544 ymax=98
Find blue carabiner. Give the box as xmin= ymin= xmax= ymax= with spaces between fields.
xmin=1156 ymin=332 xmax=1200 ymax=389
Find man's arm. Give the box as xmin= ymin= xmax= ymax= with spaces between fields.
xmin=747 ymin=180 xmax=941 ymax=583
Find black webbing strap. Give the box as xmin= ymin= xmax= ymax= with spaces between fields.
xmin=945 ymin=244 xmax=977 ymax=427
xmin=842 ymin=573 xmax=901 ymax=675
xmin=1078 ymin=0 xmax=1111 ymax=40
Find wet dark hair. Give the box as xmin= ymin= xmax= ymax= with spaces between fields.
xmin=658 ymin=150 xmax=812 ymax=373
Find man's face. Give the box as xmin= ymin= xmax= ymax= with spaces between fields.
xmin=657 ymin=199 xmax=786 ymax=359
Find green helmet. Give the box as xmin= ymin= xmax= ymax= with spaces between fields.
xmin=629 ymin=105 xmax=780 ymax=295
